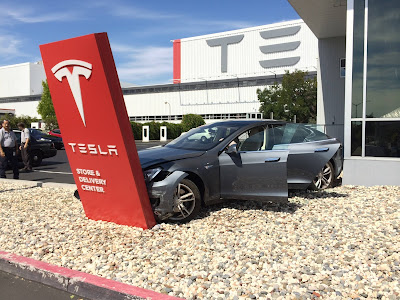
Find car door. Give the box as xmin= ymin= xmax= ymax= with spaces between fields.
xmin=218 ymin=126 xmax=289 ymax=202
xmin=269 ymin=123 xmax=341 ymax=188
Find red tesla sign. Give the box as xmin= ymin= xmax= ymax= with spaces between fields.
xmin=40 ymin=33 xmax=156 ymax=229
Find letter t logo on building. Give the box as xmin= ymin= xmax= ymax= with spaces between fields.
xmin=206 ymin=35 xmax=244 ymax=73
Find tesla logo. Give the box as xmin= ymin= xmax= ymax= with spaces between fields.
xmin=52 ymin=60 xmax=92 ymax=126
xmin=206 ymin=35 xmax=244 ymax=73
xmin=206 ymin=25 xmax=302 ymax=72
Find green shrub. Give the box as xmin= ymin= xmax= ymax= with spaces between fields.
xmin=0 ymin=114 xmax=40 ymax=129
xmin=131 ymin=122 xmax=142 ymax=140
xmin=181 ymin=114 xmax=205 ymax=132
xmin=130 ymin=121 xmax=183 ymax=140
xmin=163 ymin=122 xmax=183 ymax=139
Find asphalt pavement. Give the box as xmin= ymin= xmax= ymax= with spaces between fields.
xmin=0 ymin=270 xmax=88 ymax=300
xmin=4 ymin=141 xmax=168 ymax=184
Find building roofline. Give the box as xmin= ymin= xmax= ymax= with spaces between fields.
xmin=0 ymin=72 xmax=316 ymax=103
xmin=178 ymin=19 xmax=305 ymax=42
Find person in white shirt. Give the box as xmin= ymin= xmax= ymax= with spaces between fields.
xmin=0 ymin=120 xmax=19 ymax=179
xmin=18 ymin=122 xmax=32 ymax=172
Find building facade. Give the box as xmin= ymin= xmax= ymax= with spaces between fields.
xmin=289 ymin=0 xmax=400 ymax=186
xmin=0 ymin=20 xmax=318 ymax=124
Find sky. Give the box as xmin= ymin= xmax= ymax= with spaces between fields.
xmin=0 ymin=0 xmax=300 ymax=86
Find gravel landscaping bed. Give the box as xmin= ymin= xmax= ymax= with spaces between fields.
xmin=0 ymin=183 xmax=399 ymax=299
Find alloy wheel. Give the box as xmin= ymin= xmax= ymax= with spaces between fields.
xmin=313 ymin=162 xmax=333 ymax=190
xmin=170 ymin=183 xmax=197 ymax=221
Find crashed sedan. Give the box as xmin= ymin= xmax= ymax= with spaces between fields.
xmin=139 ymin=120 xmax=343 ymax=222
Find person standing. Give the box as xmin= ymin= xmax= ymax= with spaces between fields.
xmin=18 ymin=122 xmax=32 ymax=172
xmin=0 ymin=120 xmax=19 ymax=179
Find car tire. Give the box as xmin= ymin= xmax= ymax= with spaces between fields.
xmin=309 ymin=161 xmax=335 ymax=190
xmin=168 ymin=178 xmax=201 ymax=222
xmin=31 ymin=150 xmax=43 ymax=167
xmin=74 ymin=190 xmax=81 ymax=201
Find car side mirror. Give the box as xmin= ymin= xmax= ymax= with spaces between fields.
xmin=225 ymin=144 xmax=238 ymax=154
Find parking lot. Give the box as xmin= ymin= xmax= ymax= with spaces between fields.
xmin=4 ymin=141 xmax=168 ymax=184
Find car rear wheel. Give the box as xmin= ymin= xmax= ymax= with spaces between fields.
xmin=31 ymin=150 xmax=43 ymax=167
xmin=310 ymin=161 xmax=334 ymax=190
xmin=169 ymin=179 xmax=201 ymax=222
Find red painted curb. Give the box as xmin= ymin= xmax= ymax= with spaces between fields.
xmin=0 ymin=250 xmax=182 ymax=300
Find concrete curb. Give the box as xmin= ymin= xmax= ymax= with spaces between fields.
xmin=0 ymin=178 xmax=77 ymax=190
xmin=0 ymin=251 xmax=182 ymax=300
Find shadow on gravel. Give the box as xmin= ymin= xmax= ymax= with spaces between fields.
xmin=198 ymin=199 xmax=302 ymax=220
xmin=0 ymin=186 xmax=37 ymax=193
xmin=289 ymin=189 xmax=349 ymax=199
xmin=192 ymin=188 xmax=349 ymax=222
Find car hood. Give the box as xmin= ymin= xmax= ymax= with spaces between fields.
xmin=138 ymin=146 xmax=205 ymax=168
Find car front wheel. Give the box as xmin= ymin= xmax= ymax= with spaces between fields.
xmin=169 ymin=179 xmax=201 ymax=222
xmin=31 ymin=150 xmax=43 ymax=167
xmin=310 ymin=161 xmax=335 ymax=190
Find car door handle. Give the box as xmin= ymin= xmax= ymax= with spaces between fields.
xmin=265 ymin=157 xmax=280 ymax=162
xmin=314 ymin=147 xmax=329 ymax=152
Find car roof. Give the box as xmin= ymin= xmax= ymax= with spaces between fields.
xmin=206 ymin=119 xmax=286 ymax=127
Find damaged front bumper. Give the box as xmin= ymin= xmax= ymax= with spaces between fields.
xmin=147 ymin=171 xmax=188 ymax=220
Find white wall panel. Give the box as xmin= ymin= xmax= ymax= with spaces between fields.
xmin=123 ymin=85 xmax=267 ymax=117
xmin=0 ymin=101 xmax=41 ymax=118
xmin=0 ymin=63 xmax=31 ymax=97
xmin=0 ymin=62 xmax=45 ymax=98
xmin=180 ymin=20 xmax=318 ymax=82
xmin=30 ymin=63 xmax=46 ymax=95
xmin=1 ymin=84 xmax=267 ymax=120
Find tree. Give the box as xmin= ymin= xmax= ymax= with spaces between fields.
xmin=257 ymin=70 xmax=317 ymax=123
xmin=37 ymin=80 xmax=58 ymax=130
xmin=181 ymin=114 xmax=205 ymax=132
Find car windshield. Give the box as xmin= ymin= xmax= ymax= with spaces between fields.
xmin=166 ymin=122 xmax=242 ymax=150
xmin=30 ymin=129 xmax=53 ymax=139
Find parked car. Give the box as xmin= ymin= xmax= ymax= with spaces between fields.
xmin=139 ymin=120 xmax=343 ymax=222
xmin=187 ymin=128 xmax=217 ymax=142
xmin=14 ymin=130 xmax=57 ymax=166
xmin=48 ymin=129 xmax=62 ymax=138
xmin=30 ymin=128 xmax=64 ymax=150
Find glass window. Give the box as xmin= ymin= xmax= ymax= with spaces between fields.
xmin=352 ymin=0 xmax=365 ymax=118
xmin=365 ymin=121 xmax=400 ymax=157
xmin=340 ymin=58 xmax=346 ymax=78
xmin=167 ymin=122 xmax=241 ymax=151
xmin=366 ymin=0 xmax=400 ymax=118
xmin=237 ymin=126 xmax=265 ymax=151
xmin=351 ymin=121 xmax=362 ymax=156
xmin=266 ymin=124 xmax=329 ymax=150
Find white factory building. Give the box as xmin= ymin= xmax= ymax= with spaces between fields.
xmin=0 ymin=19 xmax=320 ymax=127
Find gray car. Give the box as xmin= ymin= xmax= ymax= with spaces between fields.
xmin=140 ymin=120 xmax=343 ymax=222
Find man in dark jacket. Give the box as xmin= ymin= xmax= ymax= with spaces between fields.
xmin=0 ymin=120 xmax=19 ymax=179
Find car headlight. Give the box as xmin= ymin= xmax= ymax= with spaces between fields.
xmin=143 ymin=167 xmax=162 ymax=183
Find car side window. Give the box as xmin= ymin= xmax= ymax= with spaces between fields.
xmin=268 ymin=124 xmax=329 ymax=149
xmin=236 ymin=126 xmax=265 ymax=151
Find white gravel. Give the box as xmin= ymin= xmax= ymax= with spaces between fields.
xmin=0 ymin=183 xmax=399 ymax=299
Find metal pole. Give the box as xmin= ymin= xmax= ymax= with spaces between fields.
xmin=165 ymin=102 xmax=171 ymax=120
